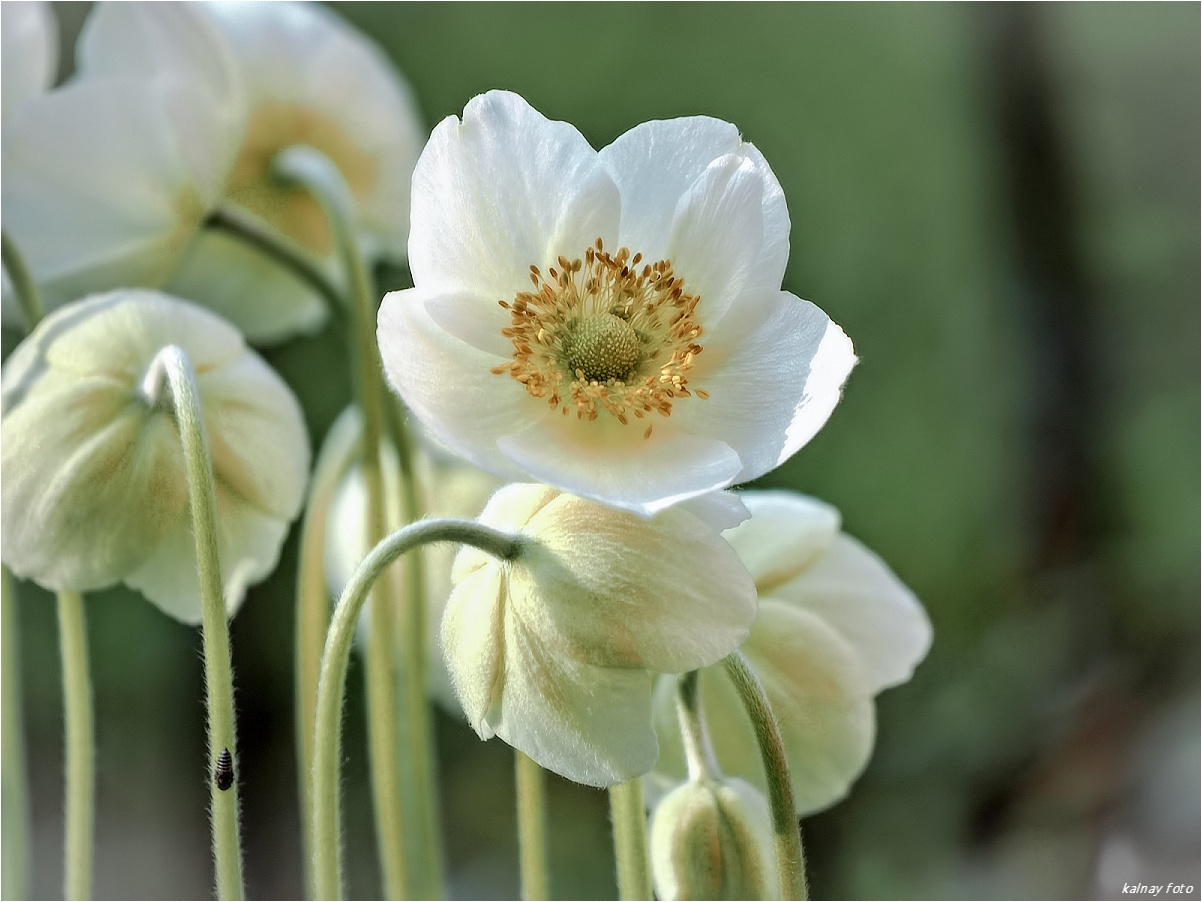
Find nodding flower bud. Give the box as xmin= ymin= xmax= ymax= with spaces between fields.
xmin=650 ymin=777 xmax=777 ymax=901
xmin=1 ymin=289 xmax=310 ymax=623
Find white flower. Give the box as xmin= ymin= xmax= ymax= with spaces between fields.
xmin=321 ymin=408 xmax=503 ymax=712
xmin=0 ymin=289 xmax=310 ymax=624
xmin=647 ymin=490 xmax=933 ymax=815
xmin=3 ymin=1 xmax=424 ymax=342
xmin=442 ymin=484 xmax=758 ymax=787
xmin=1 ymin=0 xmax=57 ymax=126
xmin=378 ymin=90 xmax=856 ymax=515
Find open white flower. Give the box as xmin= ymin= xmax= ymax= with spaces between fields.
xmin=442 ymin=483 xmax=758 ymax=787
xmin=1 ymin=0 xmax=57 ymax=126
xmin=0 ymin=290 xmax=310 ymax=623
xmin=378 ymin=90 xmax=856 ymax=515
xmin=647 ymin=490 xmax=932 ymax=815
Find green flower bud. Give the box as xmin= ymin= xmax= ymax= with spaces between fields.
xmin=650 ymin=777 xmax=778 ymax=901
xmin=1 ymin=289 xmax=310 ymax=622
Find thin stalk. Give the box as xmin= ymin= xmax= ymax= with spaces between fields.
xmin=608 ymin=779 xmax=652 ymax=901
xmin=722 ymin=652 xmax=807 ymax=900
xmin=675 ymin=671 xmax=720 ymax=783
xmin=274 ymin=145 xmax=409 ymax=899
xmin=311 ymin=519 xmax=522 ymax=900
xmin=294 ymin=412 xmax=364 ymax=899
xmin=205 ymin=205 xmax=343 ymax=314
xmin=514 ymin=752 xmax=550 ymax=901
xmin=1 ymin=569 xmax=31 ymax=901
xmin=1 ymin=229 xmax=44 ymax=331
xmin=56 ymin=592 xmax=92 ymax=901
xmin=152 ymin=346 xmax=246 ymax=900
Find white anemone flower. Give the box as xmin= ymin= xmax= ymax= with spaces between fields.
xmin=75 ymin=1 xmax=425 ymax=342
xmin=378 ymin=90 xmax=856 ymax=515
xmin=0 ymin=290 xmax=310 ymax=624
xmin=322 ymin=409 xmax=503 ymax=712
xmin=647 ymin=490 xmax=933 ymax=815
xmin=1 ymin=0 xmax=57 ymax=126
xmin=442 ymin=484 xmax=758 ymax=786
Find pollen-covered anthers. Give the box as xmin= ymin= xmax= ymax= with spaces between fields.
xmin=492 ymin=238 xmax=708 ymax=436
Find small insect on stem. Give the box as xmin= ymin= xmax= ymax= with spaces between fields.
xmin=214 ymin=748 xmax=234 ymax=791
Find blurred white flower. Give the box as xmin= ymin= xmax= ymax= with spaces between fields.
xmin=442 ymin=484 xmax=758 ymax=786
xmin=3 ymin=2 xmax=424 ymax=342
xmin=1 ymin=0 xmax=57 ymax=126
xmin=647 ymin=490 xmax=933 ymax=815
xmin=0 ymin=290 xmax=310 ymax=623
xmin=321 ymin=408 xmax=503 ymax=712
xmin=378 ymin=90 xmax=856 ymax=515
xmin=649 ymin=777 xmax=777 ymax=901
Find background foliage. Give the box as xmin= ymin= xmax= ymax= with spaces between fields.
xmin=6 ymin=3 xmax=1198 ymax=899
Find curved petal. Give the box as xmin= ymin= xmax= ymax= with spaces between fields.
xmin=675 ymin=292 xmax=856 ymax=482
xmin=166 ymin=229 xmax=331 ymax=345
xmin=377 ymin=285 xmax=540 ymax=479
xmin=440 ymin=564 xmax=507 ymax=736
xmin=1 ymin=1 xmax=57 ymax=126
xmin=599 ymin=116 xmax=788 ymax=291
xmin=512 ymin=493 xmax=758 ymax=672
xmin=770 ymin=534 xmax=932 ymax=692
xmin=408 ymin=90 xmax=620 ymax=300
xmin=724 ymin=491 xmax=841 ymax=594
xmin=497 ymin=418 xmax=743 ymax=516
xmin=678 ymin=491 xmax=751 ymax=532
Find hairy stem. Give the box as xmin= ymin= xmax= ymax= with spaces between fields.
xmin=1 ymin=230 xmax=44 ymax=332
xmin=515 ymin=751 xmax=550 ymax=901
xmin=56 ymin=592 xmax=92 ymax=901
xmin=1 ymin=569 xmax=31 ymax=901
xmin=609 ymin=779 xmax=652 ymax=901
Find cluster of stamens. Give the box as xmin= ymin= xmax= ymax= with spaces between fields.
xmin=492 ymin=238 xmax=709 ymax=438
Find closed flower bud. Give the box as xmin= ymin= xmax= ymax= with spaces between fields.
xmin=650 ymin=777 xmax=777 ymax=901
xmin=442 ymin=484 xmax=758 ymax=787
xmin=1 ymin=289 xmax=310 ymax=622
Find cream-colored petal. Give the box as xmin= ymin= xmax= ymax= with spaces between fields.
xmin=723 ymin=491 xmax=841 ymax=594
xmin=407 ymin=90 xmax=620 ymax=300
xmin=440 ymin=565 xmax=507 ymax=737
xmin=770 ymin=534 xmax=932 ymax=692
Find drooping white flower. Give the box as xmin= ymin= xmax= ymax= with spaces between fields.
xmin=378 ymin=90 xmax=856 ymax=515
xmin=321 ymin=408 xmax=503 ymax=712
xmin=442 ymin=484 xmax=758 ymax=787
xmin=0 ymin=289 xmax=310 ymax=623
xmin=1 ymin=0 xmax=57 ymax=126
xmin=647 ymin=490 xmax=933 ymax=815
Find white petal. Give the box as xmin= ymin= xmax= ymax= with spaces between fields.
xmin=497 ymin=418 xmax=743 ymax=516
xmin=1 ymin=1 xmax=57 ymax=126
xmin=723 ymin=491 xmax=841 ymax=593
xmin=599 ymin=116 xmax=788 ymax=290
xmin=408 ymin=90 xmax=620 ymax=300
xmin=377 ymin=285 xmax=540 ymax=479
xmin=675 ymin=292 xmax=857 ymax=481
xmin=770 ymin=534 xmax=932 ymax=692
xmin=678 ymin=491 xmax=751 ymax=532
xmin=167 ymin=230 xmax=330 ymax=345
xmin=512 ymin=493 xmax=758 ymax=672
xmin=489 ymin=590 xmax=658 ymax=787
xmin=440 ymin=565 xmax=507 ymax=736
xmin=666 ymin=154 xmax=764 ymax=325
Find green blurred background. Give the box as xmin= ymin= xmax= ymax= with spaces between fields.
xmin=6 ymin=2 xmax=1198 ymax=899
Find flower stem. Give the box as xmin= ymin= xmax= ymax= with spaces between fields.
xmin=294 ymin=412 xmax=363 ymax=899
xmin=1 ymin=229 xmax=44 ymax=332
xmin=56 ymin=591 xmax=92 ymax=901
xmin=205 ymin=205 xmax=343 ymax=315
xmin=311 ymin=518 xmax=522 ymax=900
xmin=608 ymin=779 xmax=652 ymax=901
xmin=515 ymin=751 xmax=550 ymax=901
xmin=722 ymin=651 xmax=807 ymax=900
xmin=1 ymin=569 xmax=31 ymax=901
xmin=274 ymin=144 xmax=412 ymax=899
xmin=155 ymin=346 xmax=245 ymax=900
xmin=675 ymin=671 xmax=720 ymax=783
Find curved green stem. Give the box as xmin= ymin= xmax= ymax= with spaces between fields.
xmin=311 ymin=518 xmax=521 ymax=899
xmin=274 ymin=144 xmax=410 ymax=899
xmin=722 ymin=652 xmax=807 ymax=900
xmin=205 ymin=205 xmax=343 ymax=315
xmin=294 ymin=411 xmax=364 ymax=899
xmin=609 ymin=779 xmax=652 ymax=901
xmin=153 ymin=346 xmax=245 ymax=900
xmin=515 ymin=751 xmax=550 ymax=901
xmin=1 ymin=229 xmax=44 ymax=332
xmin=56 ymin=591 xmax=92 ymax=901
xmin=2 ymin=569 xmax=31 ymax=901
xmin=675 ymin=671 xmax=720 ymax=783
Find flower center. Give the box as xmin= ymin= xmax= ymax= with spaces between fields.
xmin=493 ymin=238 xmax=709 ymax=438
